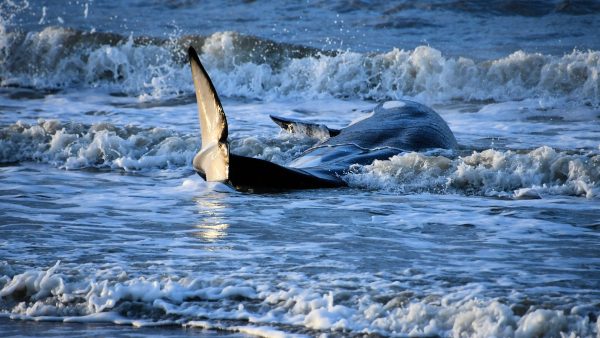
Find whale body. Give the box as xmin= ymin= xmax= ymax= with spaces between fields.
xmin=187 ymin=46 xmax=457 ymax=192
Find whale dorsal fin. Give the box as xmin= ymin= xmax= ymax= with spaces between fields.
xmin=270 ymin=115 xmax=341 ymax=138
xmin=188 ymin=46 xmax=229 ymax=182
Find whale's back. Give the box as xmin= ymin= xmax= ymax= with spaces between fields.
xmin=325 ymin=100 xmax=457 ymax=151
xmin=289 ymin=100 xmax=457 ymax=174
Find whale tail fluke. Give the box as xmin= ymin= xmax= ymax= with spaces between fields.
xmin=187 ymin=46 xmax=346 ymax=191
xmin=188 ymin=46 xmax=230 ymax=182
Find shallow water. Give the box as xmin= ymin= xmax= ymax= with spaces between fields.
xmin=1 ymin=1 xmax=600 ymax=337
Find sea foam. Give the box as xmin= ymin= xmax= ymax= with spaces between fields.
xmin=346 ymin=147 xmax=600 ymax=198
xmin=0 ymin=262 xmax=597 ymax=337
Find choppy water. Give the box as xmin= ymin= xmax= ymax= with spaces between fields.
xmin=1 ymin=1 xmax=600 ymax=337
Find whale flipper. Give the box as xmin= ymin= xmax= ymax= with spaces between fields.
xmin=188 ymin=46 xmax=229 ymax=182
xmin=270 ymin=115 xmax=341 ymax=138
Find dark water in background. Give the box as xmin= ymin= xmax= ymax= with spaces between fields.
xmin=7 ymin=0 xmax=600 ymax=57
xmin=1 ymin=1 xmax=600 ymax=337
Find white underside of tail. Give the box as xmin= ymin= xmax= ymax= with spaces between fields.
xmin=193 ymin=141 xmax=228 ymax=181
xmin=189 ymin=47 xmax=229 ymax=182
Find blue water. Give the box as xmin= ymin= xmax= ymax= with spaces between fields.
xmin=1 ymin=1 xmax=600 ymax=337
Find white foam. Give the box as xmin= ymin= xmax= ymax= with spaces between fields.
xmin=515 ymin=309 xmax=569 ymax=337
xmin=0 ymin=262 xmax=598 ymax=337
xmin=382 ymin=101 xmax=406 ymax=109
xmin=0 ymin=261 xmax=63 ymax=302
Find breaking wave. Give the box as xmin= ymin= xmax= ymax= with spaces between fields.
xmin=346 ymin=147 xmax=600 ymax=198
xmin=0 ymin=119 xmax=316 ymax=171
xmin=0 ymin=261 xmax=597 ymax=337
xmin=2 ymin=119 xmax=598 ymax=198
xmin=0 ymin=119 xmax=197 ymax=171
xmin=1 ymin=27 xmax=599 ymax=104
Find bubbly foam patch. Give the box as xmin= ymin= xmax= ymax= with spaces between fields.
xmin=345 ymin=147 xmax=600 ymax=198
xmin=0 ymin=262 xmax=597 ymax=337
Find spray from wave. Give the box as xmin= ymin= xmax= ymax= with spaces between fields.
xmin=1 ymin=26 xmax=599 ymax=105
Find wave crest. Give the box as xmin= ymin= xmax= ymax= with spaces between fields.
xmin=1 ymin=28 xmax=599 ymax=104
xmin=3 ymin=119 xmax=598 ymax=198
xmin=0 ymin=119 xmax=316 ymax=171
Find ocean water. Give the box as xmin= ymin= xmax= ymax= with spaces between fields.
xmin=1 ymin=1 xmax=600 ymax=337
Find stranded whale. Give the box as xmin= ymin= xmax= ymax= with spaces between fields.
xmin=187 ymin=46 xmax=457 ymax=192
